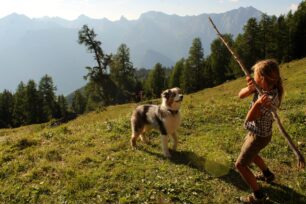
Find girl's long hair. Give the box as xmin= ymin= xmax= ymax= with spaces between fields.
xmin=253 ymin=59 xmax=284 ymax=105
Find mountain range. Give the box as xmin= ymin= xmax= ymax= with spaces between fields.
xmin=0 ymin=7 xmax=262 ymax=95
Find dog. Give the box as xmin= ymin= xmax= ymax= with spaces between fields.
xmin=130 ymin=87 xmax=183 ymax=158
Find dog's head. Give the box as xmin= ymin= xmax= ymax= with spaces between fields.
xmin=161 ymin=87 xmax=183 ymax=111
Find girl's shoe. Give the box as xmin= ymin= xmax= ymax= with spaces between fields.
xmin=239 ymin=193 xmax=267 ymax=203
xmin=255 ymin=172 xmax=275 ymax=183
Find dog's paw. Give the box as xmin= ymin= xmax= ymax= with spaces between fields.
xmin=130 ymin=139 xmax=137 ymax=147
xmin=140 ymin=136 xmax=150 ymax=144
xmin=130 ymin=143 xmax=137 ymax=150
xmin=131 ymin=145 xmax=138 ymax=150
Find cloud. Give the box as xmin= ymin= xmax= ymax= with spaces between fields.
xmin=289 ymin=3 xmax=298 ymax=13
xmin=229 ymin=0 xmax=240 ymax=2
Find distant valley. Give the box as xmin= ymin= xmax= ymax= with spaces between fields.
xmin=0 ymin=7 xmax=262 ymax=94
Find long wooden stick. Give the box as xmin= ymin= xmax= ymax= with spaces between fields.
xmin=208 ymin=17 xmax=305 ymax=168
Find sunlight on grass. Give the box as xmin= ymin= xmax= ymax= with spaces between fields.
xmin=205 ymin=151 xmax=231 ymax=177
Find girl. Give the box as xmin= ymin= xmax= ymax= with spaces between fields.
xmin=235 ymin=59 xmax=283 ymax=203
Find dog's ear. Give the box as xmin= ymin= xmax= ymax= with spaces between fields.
xmin=161 ymin=89 xmax=171 ymax=99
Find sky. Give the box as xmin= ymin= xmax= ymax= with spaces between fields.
xmin=0 ymin=0 xmax=303 ymax=21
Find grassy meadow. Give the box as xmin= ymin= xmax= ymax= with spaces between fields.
xmin=0 ymin=58 xmax=305 ymax=203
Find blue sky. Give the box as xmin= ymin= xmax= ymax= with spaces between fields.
xmin=0 ymin=0 xmax=302 ymax=20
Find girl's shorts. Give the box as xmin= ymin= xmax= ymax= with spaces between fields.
xmin=236 ymin=132 xmax=271 ymax=166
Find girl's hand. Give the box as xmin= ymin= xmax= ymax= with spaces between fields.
xmin=238 ymin=76 xmax=256 ymax=99
xmin=256 ymin=94 xmax=272 ymax=107
xmin=246 ymin=76 xmax=256 ymax=92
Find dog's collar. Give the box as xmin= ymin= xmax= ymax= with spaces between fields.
xmin=167 ymin=109 xmax=179 ymax=115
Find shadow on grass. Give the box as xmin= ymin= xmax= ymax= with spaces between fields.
xmin=263 ymin=182 xmax=306 ymax=204
xmin=141 ymin=149 xmax=305 ymax=201
xmin=141 ymin=148 xmax=206 ymax=167
xmin=219 ymin=169 xmax=249 ymax=191
xmin=142 ymin=148 xmax=249 ymax=191
xmin=170 ymin=150 xmax=206 ymax=169
xmin=171 ymin=150 xmax=250 ymax=191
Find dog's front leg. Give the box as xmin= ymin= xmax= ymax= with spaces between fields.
xmin=171 ymin=132 xmax=178 ymax=151
xmin=161 ymin=135 xmax=171 ymax=158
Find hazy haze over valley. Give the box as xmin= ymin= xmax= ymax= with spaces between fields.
xmin=0 ymin=7 xmax=262 ymax=95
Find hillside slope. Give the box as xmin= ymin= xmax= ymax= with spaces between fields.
xmin=0 ymin=58 xmax=305 ymax=203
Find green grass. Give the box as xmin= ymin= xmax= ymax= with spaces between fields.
xmin=0 ymin=58 xmax=305 ymax=203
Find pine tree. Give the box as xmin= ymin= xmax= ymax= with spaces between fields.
xmin=209 ymin=34 xmax=234 ymax=85
xmin=110 ymin=44 xmax=136 ymax=103
xmin=0 ymin=90 xmax=14 ymax=128
xmin=187 ymin=38 xmax=205 ymax=92
xmin=275 ymin=15 xmax=291 ymax=62
xmin=134 ymin=79 xmax=144 ymax=102
xmin=259 ymin=14 xmax=278 ymax=59
xmin=180 ymin=60 xmax=193 ymax=93
xmin=57 ymin=95 xmax=68 ymax=118
xmin=292 ymin=1 xmax=306 ymax=59
xmin=78 ymin=24 xmax=113 ymax=105
xmin=203 ymin=56 xmax=215 ymax=87
xmin=169 ymin=58 xmax=184 ymax=88
xmin=72 ymin=90 xmax=86 ymax=114
xmin=25 ymin=80 xmax=41 ymax=124
xmin=235 ymin=18 xmax=262 ymax=71
xmin=39 ymin=75 xmax=57 ymax=121
xmin=144 ymin=63 xmax=166 ymax=98
xmin=12 ymin=82 xmax=27 ymax=127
